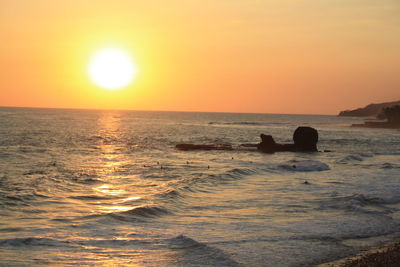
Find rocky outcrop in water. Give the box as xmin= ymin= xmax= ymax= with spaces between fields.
xmin=257 ymin=126 xmax=318 ymax=153
xmin=176 ymin=127 xmax=319 ymax=153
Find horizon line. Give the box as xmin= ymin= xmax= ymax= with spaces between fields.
xmin=0 ymin=104 xmax=337 ymax=116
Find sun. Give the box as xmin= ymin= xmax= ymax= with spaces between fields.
xmin=88 ymin=48 xmax=138 ymax=90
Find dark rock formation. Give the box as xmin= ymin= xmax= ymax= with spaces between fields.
xmin=351 ymin=105 xmax=400 ymax=129
xmin=293 ymin=126 xmax=318 ymax=151
xmin=338 ymin=100 xmax=400 ymax=118
xmin=257 ymin=134 xmax=278 ymax=153
xmin=257 ymin=127 xmax=318 ymax=153
xmin=384 ymin=105 xmax=400 ymax=124
xmin=176 ymin=127 xmax=319 ymax=153
xmin=257 ymin=134 xmax=295 ymax=153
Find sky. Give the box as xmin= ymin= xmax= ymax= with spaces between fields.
xmin=0 ymin=0 xmax=399 ymax=114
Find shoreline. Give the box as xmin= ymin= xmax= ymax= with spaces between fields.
xmin=317 ymin=241 xmax=400 ymax=267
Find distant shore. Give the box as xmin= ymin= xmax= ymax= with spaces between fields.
xmin=338 ymin=100 xmax=400 ymax=118
xmin=318 ymin=242 xmax=400 ymax=267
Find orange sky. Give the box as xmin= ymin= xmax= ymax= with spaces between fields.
xmin=0 ymin=0 xmax=399 ymax=114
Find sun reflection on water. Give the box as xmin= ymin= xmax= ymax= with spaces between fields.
xmin=93 ymin=112 xmax=137 ymax=213
xmin=94 ymin=184 xmax=125 ymax=196
xmin=120 ymin=196 xmax=142 ymax=203
xmin=100 ymin=205 xmax=137 ymax=213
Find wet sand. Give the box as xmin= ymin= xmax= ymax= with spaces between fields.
xmin=318 ymin=242 xmax=400 ymax=267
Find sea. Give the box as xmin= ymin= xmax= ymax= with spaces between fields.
xmin=0 ymin=107 xmax=400 ymax=266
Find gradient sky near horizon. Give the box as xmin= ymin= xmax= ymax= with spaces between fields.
xmin=0 ymin=0 xmax=399 ymax=114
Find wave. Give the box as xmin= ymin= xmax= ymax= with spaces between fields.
xmin=152 ymin=167 xmax=261 ymax=198
xmin=186 ymin=167 xmax=258 ymax=188
xmin=0 ymin=236 xmax=146 ymax=249
xmin=381 ymin=163 xmax=400 ymax=169
xmin=67 ymin=170 xmax=102 ymax=184
xmin=155 ymin=189 xmax=183 ymax=200
xmin=315 ymin=193 xmax=398 ymax=215
xmin=279 ymin=160 xmax=330 ymax=172
xmin=208 ymin=121 xmax=287 ymax=126
xmin=0 ymin=152 xmax=11 ymax=159
xmin=94 ymin=205 xmax=171 ymax=223
xmin=69 ymin=195 xmax=116 ymax=201
xmin=121 ymin=206 xmax=169 ymax=217
xmin=23 ymin=170 xmax=46 ymax=175
xmin=337 ymin=154 xmax=400 ymax=169
xmin=337 ymin=154 xmax=366 ymax=163
xmin=226 ymin=168 xmax=257 ymax=176
xmin=0 ymin=237 xmax=72 ymax=247
xmin=2 ymin=193 xmax=37 ymax=206
xmin=358 ymin=153 xmax=374 ymax=158
xmin=344 ymin=155 xmax=364 ymax=161
xmin=77 ymin=238 xmax=151 ymax=248
xmin=167 ymin=235 xmax=207 ymax=249
xmin=166 ymin=235 xmax=245 ymax=266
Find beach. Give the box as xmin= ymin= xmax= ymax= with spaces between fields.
xmin=319 ymin=241 xmax=400 ymax=267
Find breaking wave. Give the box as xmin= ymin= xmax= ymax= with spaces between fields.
xmin=166 ymin=235 xmax=245 ymax=266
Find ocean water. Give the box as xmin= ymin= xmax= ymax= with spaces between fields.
xmin=0 ymin=107 xmax=400 ymax=266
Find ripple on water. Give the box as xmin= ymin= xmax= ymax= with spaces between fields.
xmin=279 ymin=160 xmax=330 ymax=172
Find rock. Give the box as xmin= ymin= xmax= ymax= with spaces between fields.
xmin=293 ymin=126 xmax=318 ymax=152
xmin=257 ymin=134 xmax=278 ymax=153
xmin=257 ymin=127 xmax=318 ymax=153
xmin=176 ymin=127 xmax=320 ymax=153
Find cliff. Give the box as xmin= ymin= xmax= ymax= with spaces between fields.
xmin=338 ymin=100 xmax=400 ymax=117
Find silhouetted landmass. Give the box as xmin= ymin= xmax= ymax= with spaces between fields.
xmin=338 ymin=100 xmax=400 ymax=118
xmin=384 ymin=105 xmax=400 ymax=124
xmin=352 ymin=105 xmax=400 ymax=129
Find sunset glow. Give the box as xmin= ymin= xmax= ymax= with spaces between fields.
xmin=0 ymin=1 xmax=399 ymax=113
